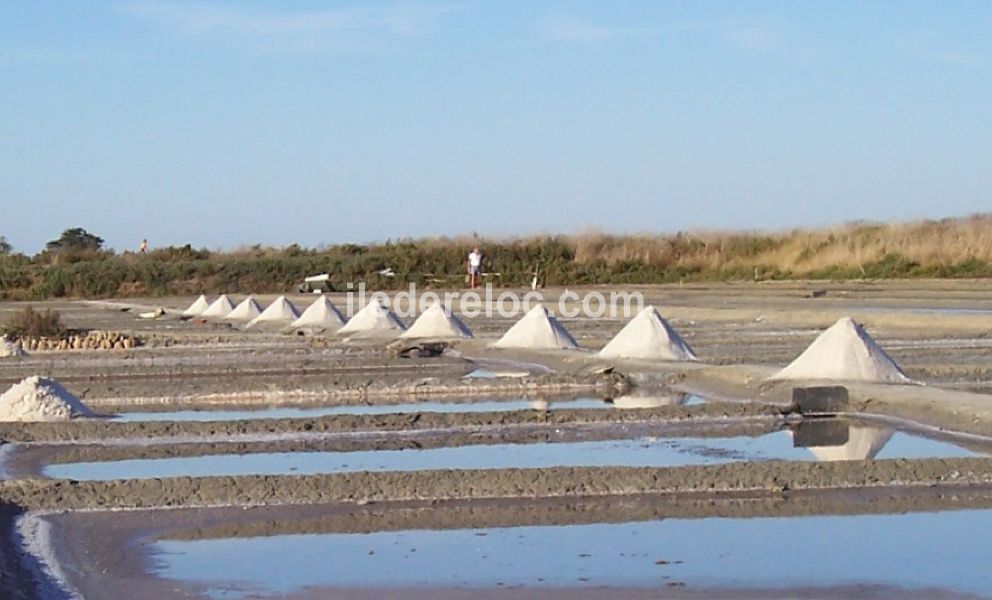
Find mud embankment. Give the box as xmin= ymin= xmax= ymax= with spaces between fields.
xmin=4 ymin=458 xmax=992 ymax=512
xmin=0 ymin=401 xmax=780 ymax=444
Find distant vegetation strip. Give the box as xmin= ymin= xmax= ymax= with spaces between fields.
xmin=3 ymin=215 xmax=992 ymax=299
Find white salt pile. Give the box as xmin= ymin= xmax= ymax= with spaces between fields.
xmin=337 ymin=300 xmax=406 ymax=335
xmin=492 ymin=305 xmax=578 ymax=350
xmin=0 ymin=336 xmax=25 ymax=358
xmin=290 ymin=296 xmax=346 ymax=330
xmin=767 ymin=317 xmax=910 ymax=383
xmin=200 ymin=294 xmax=235 ymax=318
xmin=804 ymin=425 xmax=894 ymax=462
xmin=399 ymin=303 xmax=473 ymax=340
xmin=183 ymin=295 xmax=210 ymax=316
xmin=611 ymin=393 xmax=688 ymax=409
xmin=247 ymin=296 xmax=301 ymax=328
xmin=0 ymin=376 xmax=94 ymax=422
xmin=225 ymin=296 xmax=263 ymax=321
xmin=598 ymin=306 xmax=697 ymax=361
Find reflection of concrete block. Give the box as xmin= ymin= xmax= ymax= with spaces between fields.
xmin=792 ymin=385 xmax=849 ymax=414
xmin=791 ymin=419 xmax=850 ymax=448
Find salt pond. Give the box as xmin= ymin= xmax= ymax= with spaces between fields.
xmin=43 ymin=428 xmax=976 ymax=481
xmin=151 ymin=509 xmax=992 ymax=597
xmin=111 ymin=395 xmax=699 ymax=422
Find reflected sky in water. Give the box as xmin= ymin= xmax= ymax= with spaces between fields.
xmin=45 ymin=429 xmax=976 ymax=481
xmin=112 ymin=398 xmax=614 ymax=422
xmin=153 ymin=509 xmax=992 ymax=597
xmin=112 ymin=394 xmax=703 ymax=422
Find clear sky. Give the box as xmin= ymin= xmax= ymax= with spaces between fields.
xmin=1 ymin=1 xmax=990 ymax=253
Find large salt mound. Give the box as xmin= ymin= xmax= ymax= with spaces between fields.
xmin=400 ymin=303 xmax=473 ymax=339
xmin=0 ymin=376 xmax=94 ymax=422
xmin=338 ymin=301 xmax=406 ymax=335
xmin=290 ymin=296 xmax=346 ymax=330
xmin=183 ymin=295 xmax=210 ymax=316
xmin=225 ymin=296 xmax=263 ymax=321
xmin=0 ymin=336 xmax=25 ymax=358
xmin=247 ymin=296 xmax=300 ymax=328
xmin=767 ymin=317 xmax=910 ymax=383
xmin=598 ymin=306 xmax=696 ymax=361
xmin=804 ymin=425 xmax=894 ymax=462
xmin=492 ymin=305 xmax=578 ymax=350
xmin=201 ymin=294 xmax=235 ymax=318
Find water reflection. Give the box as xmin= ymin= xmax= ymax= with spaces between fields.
xmin=609 ymin=392 xmax=690 ymax=409
xmin=150 ymin=510 xmax=992 ymax=597
xmin=791 ymin=420 xmax=895 ymax=461
xmin=43 ymin=424 xmax=978 ymax=481
xmin=113 ymin=397 xmax=612 ymax=422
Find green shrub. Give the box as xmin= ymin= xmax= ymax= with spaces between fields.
xmin=2 ymin=306 xmax=65 ymax=339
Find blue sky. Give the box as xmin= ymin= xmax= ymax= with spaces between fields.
xmin=1 ymin=1 xmax=990 ymax=253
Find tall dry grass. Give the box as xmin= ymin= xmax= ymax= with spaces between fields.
xmin=6 ymin=214 xmax=992 ymax=300
xmin=566 ymin=214 xmax=992 ymax=273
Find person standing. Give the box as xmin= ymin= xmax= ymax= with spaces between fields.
xmin=139 ymin=239 xmax=148 ymax=254
xmin=467 ymin=246 xmax=483 ymax=289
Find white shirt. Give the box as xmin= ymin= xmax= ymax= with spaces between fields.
xmin=468 ymin=251 xmax=482 ymax=267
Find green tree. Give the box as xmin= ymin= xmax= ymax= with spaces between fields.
xmin=0 ymin=235 xmax=10 ymax=255
xmin=46 ymin=228 xmax=104 ymax=252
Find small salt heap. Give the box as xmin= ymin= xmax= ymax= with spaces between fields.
xmin=337 ymin=301 xmax=406 ymax=336
xmin=247 ymin=296 xmax=300 ymax=328
xmin=400 ymin=303 xmax=473 ymax=339
xmin=492 ymin=305 xmax=577 ymax=350
xmin=183 ymin=295 xmax=210 ymax=316
xmin=0 ymin=336 xmax=25 ymax=358
xmin=200 ymin=294 xmax=235 ymax=318
xmin=768 ymin=317 xmax=910 ymax=383
xmin=0 ymin=376 xmax=94 ymax=422
xmin=598 ymin=306 xmax=696 ymax=361
xmin=226 ymin=296 xmax=263 ymax=321
xmin=290 ymin=296 xmax=346 ymax=330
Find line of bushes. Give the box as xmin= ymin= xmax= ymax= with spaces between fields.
xmin=3 ymin=240 xmax=992 ymax=300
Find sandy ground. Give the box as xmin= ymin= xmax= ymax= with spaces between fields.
xmin=3 ymin=280 xmax=992 ymax=598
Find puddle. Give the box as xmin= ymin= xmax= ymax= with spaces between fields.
xmin=43 ymin=427 xmax=977 ymax=481
xmin=463 ymin=368 xmax=530 ymax=378
xmin=112 ymin=394 xmax=703 ymax=422
xmin=151 ymin=509 xmax=992 ymax=597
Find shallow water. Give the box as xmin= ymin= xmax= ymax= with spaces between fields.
xmin=112 ymin=395 xmax=699 ymax=422
xmin=43 ymin=429 xmax=976 ymax=481
xmin=152 ymin=509 xmax=992 ymax=597
xmin=112 ymin=398 xmax=607 ymax=422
